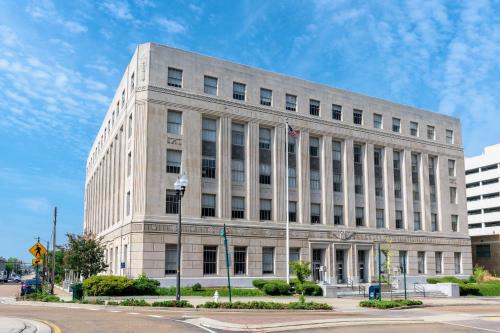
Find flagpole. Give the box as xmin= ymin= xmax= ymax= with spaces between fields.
xmin=285 ymin=121 xmax=290 ymax=284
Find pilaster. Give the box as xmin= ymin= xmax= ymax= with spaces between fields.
xmin=384 ymin=148 xmax=395 ymax=229
xmin=247 ymin=122 xmax=260 ymax=221
xmin=365 ymin=143 xmax=376 ymax=228
xmin=298 ymin=130 xmax=310 ymax=224
xmin=344 ymin=139 xmax=355 ymax=227
xmin=219 ymin=117 xmax=232 ymax=219
xmin=322 ymin=136 xmax=333 ymax=225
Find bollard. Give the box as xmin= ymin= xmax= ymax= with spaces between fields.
xmin=213 ymin=290 xmax=219 ymax=303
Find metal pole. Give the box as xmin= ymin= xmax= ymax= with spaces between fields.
xmin=403 ymin=254 xmax=407 ymax=300
xmin=46 ymin=241 xmax=50 ymax=284
xmin=378 ymin=243 xmax=382 ymax=300
xmin=175 ymin=191 xmax=182 ymax=302
xmin=285 ymin=122 xmax=290 ymax=284
xmin=223 ymin=224 xmax=232 ymax=303
xmin=51 ymin=207 xmax=57 ymax=294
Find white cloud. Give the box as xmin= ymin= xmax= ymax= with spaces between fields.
xmin=189 ymin=3 xmax=203 ymax=15
xmin=25 ymin=0 xmax=87 ymax=34
xmin=0 ymin=25 xmax=20 ymax=47
xmin=102 ymin=1 xmax=133 ymax=20
xmin=18 ymin=197 xmax=51 ymax=213
xmin=156 ymin=17 xmax=187 ymax=34
xmin=64 ymin=21 xmax=88 ymax=33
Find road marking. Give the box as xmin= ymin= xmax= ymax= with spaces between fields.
xmin=148 ymin=315 xmax=163 ymax=318
xmin=178 ymin=320 xmax=218 ymax=333
xmin=128 ymin=312 xmax=140 ymax=315
xmin=39 ymin=319 xmax=62 ymax=333
xmin=444 ymin=321 xmax=500 ymax=332
xmin=109 ymin=310 xmax=121 ymax=313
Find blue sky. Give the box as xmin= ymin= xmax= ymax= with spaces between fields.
xmin=0 ymin=0 xmax=499 ymax=262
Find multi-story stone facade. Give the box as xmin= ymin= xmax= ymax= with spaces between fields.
xmin=84 ymin=43 xmax=472 ymax=287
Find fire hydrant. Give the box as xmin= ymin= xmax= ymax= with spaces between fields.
xmin=213 ymin=290 xmax=219 ymax=303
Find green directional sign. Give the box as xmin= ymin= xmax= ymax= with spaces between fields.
xmin=220 ymin=228 xmax=225 ymax=237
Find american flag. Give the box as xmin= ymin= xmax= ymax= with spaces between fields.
xmin=287 ymin=124 xmax=298 ymax=137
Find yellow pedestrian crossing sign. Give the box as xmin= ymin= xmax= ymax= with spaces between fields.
xmin=29 ymin=242 xmax=47 ymax=258
xmin=32 ymin=258 xmax=44 ymax=265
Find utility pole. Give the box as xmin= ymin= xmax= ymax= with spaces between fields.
xmin=45 ymin=240 xmax=50 ymax=283
xmin=50 ymin=207 xmax=57 ymax=294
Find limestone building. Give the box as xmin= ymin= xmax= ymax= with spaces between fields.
xmin=84 ymin=43 xmax=472 ymax=286
xmin=465 ymin=143 xmax=500 ymax=275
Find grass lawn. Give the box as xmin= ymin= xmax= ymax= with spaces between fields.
xmin=470 ymin=282 xmax=500 ymax=296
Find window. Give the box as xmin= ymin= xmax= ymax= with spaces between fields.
xmin=448 ymin=159 xmax=455 ymax=177
xmin=262 ymin=247 xmax=274 ymax=274
xmin=482 ymin=178 xmax=499 ymax=186
xmin=483 ymin=192 xmax=500 ymax=199
xmin=332 ymin=104 xmax=342 ymax=120
xmin=289 ymin=248 xmax=300 ymax=264
xmin=393 ymin=151 xmax=402 ymax=199
xmin=259 ymin=88 xmax=272 ymax=106
xmin=417 ymin=251 xmax=426 ymax=274
xmin=414 ymin=212 xmax=421 ymax=231
xmin=353 ymin=109 xmax=363 ymax=125
xmin=286 ymin=94 xmax=297 ymax=111
xmin=334 ymin=205 xmax=343 ymax=225
xmin=310 ymin=99 xmax=320 ymax=116
xmin=469 ymin=223 xmax=482 ymax=229
xmin=466 ymin=182 xmax=480 ymax=188
xmin=259 ymin=128 xmax=272 ymax=185
xmin=234 ymin=247 xmax=246 ymax=275
xmin=289 ymin=201 xmax=297 ymax=222
xmin=332 ymin=141 xmax=342 ymax=192
xmin=260 ymin=199 xmax=272 ymax=221
xmin=411 ymin=153 xmax=420 ymax=201
xmin=233 ymin=82 xmax=246 ymax=100
xmin=165 ymin=190 xmax=178 ymax=214
xmin=468 ymin=209 xmax=482 ymax=215
xmin=476 ymin=244 xmax=491 ymax=258
xmin=395 ymin=210 xmax=403 ymax=229
xmin=481 ymin=164 xmax=498 ymax=172
xmin=429 ymin=156 xmax=437 ymax=203
xmin=231 ymin=123 xmax=245 ymax=183
xmin=231 ymin=197 xmax=245 ymax=219
xmin=374 ymin=148 xmax=383 ymax=197
xmin=399 ymin=251 xmax=407 ymax=273
xmin=310 ymin=137 xmax=320 ymax=190
xmin=166 ymin=149 xmax=181 ymax=173
xmin=167 ymin=67 xmax=182 ymax=88
xmin=128 ymin=114 xmax=133 ymax=138
xmin=373 ymin=113 xmax=382 ymax=129
xmin=484 ymin=206 xmax=500 ymax=213
xmin=288 ymin=136 xmax=297 ymax=188
xmin=410 ymin=121 xmax=418 ymax=136
xmin=431 ymin=213 xmax=438 ymax=232
xmin=465 ymin=168 xmax=479 ymax=175
xmin=130 ymin=72 xmax=135 ymax=91
xmin=450 ymin=187 xmax=457 ymax=204
xmin=202 ymin=118 xmax=217 ymax=179
xmin=121 ymin=89 xmax=125 ymax=105
xmin=355 ymin=207 xmax=364 ymax=226
xmin=454 ymin=253 xmax=461 ymax=274
xmin=354 ymin=144 xmax=363 ymax=194
xmin=127 ymin=152 xmax=132 ymax=177
xmin=451 ymin=215 xmax=458 ymax=232
xmin=126 ymin=191 xmax=131 ymax=216
xmin=311 ymin=203 xmax=321 ymax=224
xmin=203 ymin=246 xmax=217 ymax=275
xmin=201 ymin=194 xmax=216 ymax=217
xmin=165 ymin=245 xmax=177 ymax=275
xmin=392 ymin=118 xmax=401 ymax=133
xmin=435 ymin=252 xmax=442 ymax=274
xmin=467 ymin=195 xmax=481 ymax=201
xmin=167 ymin=110 xmax=182 ymax=135
xmin=376 ymin=209 xmax=385 ymax=228
xmin=446 ymin=129 xmax=454 ymax=144
xmin=123 ymin=244 xmax=128 ymax=268
xmin=427 ymin=125 xmax=435 ymax=140
xmin=204 ymin=76 xmax=218 ymax=95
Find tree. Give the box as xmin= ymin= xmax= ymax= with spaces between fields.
xmin=64 ymin=233 xmax=107 ymax=279
xmin=5 ymin=257 xmax=23 ymax=278
xmin=290 ymin=260 xmax=312 ymax=303
xmin=46 ymin=249 xmax=65 ymax=284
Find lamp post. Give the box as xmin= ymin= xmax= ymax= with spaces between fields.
xmin=174 ymin=173 xmax=188 ymax=302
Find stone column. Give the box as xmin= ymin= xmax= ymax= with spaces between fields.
xmin=322 ymin=136 xmax=333 ymax=225
xmin=436 ymin=155 xmax=447 ymax=232
xmin=273 ymin=125 xmax=287 ymax=222
xmin=344 ymin=139 xmax=355 ymax=227
xmin=421 ymin=154 xmax=432 ymax=231
xmin=365 ymin=143 xmax=376 ymax=228
xmin=352 ymin=243 xmax=359 ymax=284
xmin=219 ymin=117 xmax=232 ymax=219
xmin=384 ymin=148 xmax=395 ymax=229
xmin=402 ymin=150 xmax=414 ymax=230
xmin=183 ymin=110 xmax=202 ymax=217
xmin=298 ymin=131 xmax=310 ymax=224
xmin=247 ymin=122 xmax=260 ymax=221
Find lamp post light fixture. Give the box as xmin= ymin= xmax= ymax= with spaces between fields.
xmin=174 ymin=173 xmax=188 ymax=302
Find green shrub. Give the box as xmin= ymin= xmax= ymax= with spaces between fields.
xmin=119 ymin=298 xmax=150 ymax=306
xmin=426 ymin=276 xmax=466 ymax=284
xmin=85 ymin=299 xmax=105 ymax=305
xmin=252 ymin=279 xmax=268 ymax=290
xmin=25 ymin=291 xmax=62 ymax=303
xmin=262 ymin=281 xmax=291 ymax=296
xmin=107 ymin=301 xmax=120 ymax=305
xmin=191 ymin=283 xmax=203 ymax=292
xmin=302 ymin=282 xmax=323 ymax=296
xmin=83 ymin=276 xmax=134 ymax=296
xmin=152 ymin=300 xmax=193 ymax=308
xmin=460 ymin=284 xmax=481 ymax=296
xmin=198 ymin=301 xmax=332 ymax=310
xmin=473 ymin=265 xmax=487 ymax=283
xmin=156 ymin=286 xmax=264 ymax=297
xmin=132 ymin=274 xmax=160 ymax=295
xmin=359 ymin=299 xmax=422 ymax=309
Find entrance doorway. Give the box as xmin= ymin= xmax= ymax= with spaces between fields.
xmin=312 ymin=249 xmax=324 ymax=282
xmin=358 ymin=250 xmax=367 ymax=283
xmin=336 ymin=250 xmax=345 ymax=284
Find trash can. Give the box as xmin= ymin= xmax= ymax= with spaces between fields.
xmin=368 ymin=285 xmax=380 ymax=300
xmin=71 ymin=283 xmax=84 ymax=301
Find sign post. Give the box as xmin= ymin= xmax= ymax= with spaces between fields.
xmin=220 ymin=224 xmax=232 ymax=303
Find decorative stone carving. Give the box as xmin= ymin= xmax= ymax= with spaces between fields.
xmin=167 ymin=137 xmax=182 ymax=145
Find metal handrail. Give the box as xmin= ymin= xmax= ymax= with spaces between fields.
xmin=413 ymin=282 xmax=426 ymax=297
xmin=358 ymin=284 xmax=366 ymax=297
xmin=346 ymin=278 xmax=354 ymax=290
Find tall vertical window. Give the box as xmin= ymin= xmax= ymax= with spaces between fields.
xmin=234 ymin=247 xmax=247 ymax=275
xmin=427 ymin=125 xmax=435 ymax=140
xmin=399 ymin=251 xmax=407 ymax=273
xmin=260 ymin=88 xmax=272 ymax=106
xmin=202 ymin=118 xmax=217 ymax=179
xmin=167 ymin=110 xmax=182 ymax=135
xmin=259 ymin=128 xmax=272 ymax=185
xmin=289 ymin=248 xmax=300 ymax=264
xmin=289 ymin=201 xmax=297 ymax=222
xmin=332 ymin=141 xmax=342 ymax=192
xmin=411 ymin=153 xmax=420 ymax=201
xmin=130 ymin=73 xmax=135 ymax=91
xmin=128 ymin=114 xmax=132 ymax=138
xmin=356 ymin=207 xmax=364 ymax=226
xmin=429 ymin=156 xmax=437 ymax=203
xmin=288 ymin=136 xmax=297 ymax=188
xmin=451 ymin=215 xmax=458 ymax=232
xmin=231 ymin=123 xmax=245 ymax=183
xmin=353 ymin=109 xmax=363 ymax=125
xmin=454 ymin=253 xmax=461 ymax=274
xmin=332 ymin=104 xmax=342 ymax=120
xmin=393 ymin=151 xmax=402 ymax=199
xmin=203 ymin=246 xmax=217 ymax=275
xmin=204 ymin=76 xmax=218 ymax=95
xmin=165 ymin=190 xmax=178 ymax=214
xmin=286 ymin=94 xmax=297 ymax=111
xmin=260 ymin=199 xmax=272 ymax=221
xmin=123 ymin=244 xmax=128 ymax=268
xmin=435 ymin=252 xmax=442 ymax=274
xmin=448 ymin=159 xmax=456 ymax=177
xmin=165 ymin=245 xmax=177 ymax=275
xmin=167 ymin=67 xmax=182 ymax=88
xmin=127 ymin=152 xmax=132 ymax=177
xmin=417 ymin=251 xmax=426 ymax=274
xmin=334 ymin=205 xmax=343 ymax=225
xmin=431 ymin=213 xmax=438 ymax=232
xmin=310 ymin=99 xmax=320 ymax=116
xmin=310 ymin=137 xmax=321 ymax=190
xmin=166 ymin=149 xmax=182 ymax=173
xmin=392 ymin=118 xmax=401 ymax=133
xmin=414 ymin=212 xmax=421 ymax=231
xmin=233 ymin=82 xmax=246 ymax=100
xmin=395 ymin=210 xmax=403 ymax=229
xmin=126 ymin=191 xmax=131 ymax=216
xmin=311 ymin=203 xmax=321 ymax=224
xmin=410 ymin=121 xmax=418 ymax=136
xmin=450 ymin=187 xmax=457 ymax=204
xmin=354 ymin=144 xmax=363 ymax=194
xmin=121 ymin=89 xmax=125 ymax=105
xmin=376 ymin=209 xmax=385 ymax=228
xmin=201 ymin=194 xmax=216 ymax=217
xmin=446 ymin=129 xmax=454 ymax=144
xmin=374 ymin=148 xmax=384 ymax=197
xmin=373 ymin=113 xmax=382 ymax=129
xmin=262 ymin=247 xmax=274 ymax=274
xmin=231 ymin=196 xmax=245 ymax=219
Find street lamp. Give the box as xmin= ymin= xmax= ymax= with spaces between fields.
xmin=174 ymin=173 xmax=188 ymax=302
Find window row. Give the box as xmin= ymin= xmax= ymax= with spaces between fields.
xmin=467 ymin=192 xmax=500 ymax=202
xmin=468 ymin=206 xmax=500 ymax=215
xmin=465 ymin=163 xmax=499 ymax=175
xmin=466 ymin=177 xmax=499 ymax=188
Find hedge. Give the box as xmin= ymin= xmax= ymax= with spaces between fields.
xmin=119 ymin=298 xmax=150 ymax=306
xmin=152 ymin=300 xmax=194 ymax=308
xmin=156 ymin=286 xmax=264 ymax=297
xmin=359 ymin=299 xmax=423 ymax=309
xmin=82 ymin=275 xmax=160 ymax=296
xmin=426 ymin=276 xmax=466 ymax=284
xmin=262 ymin=281 xmax=291 ymax=295
xmin=198 ymin=301 xmax=332 ymax=310
xmin=425 ymin=276 xmax=483 ymax=296
xmin=252 ymin=279 xmax=322 ymax=296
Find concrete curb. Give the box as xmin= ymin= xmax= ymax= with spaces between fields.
xmin=0 ymin=316 xmax=52 ymax=333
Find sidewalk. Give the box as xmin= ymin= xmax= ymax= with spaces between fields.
xmin=0 ymin=316 xmax=52 ymax=333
